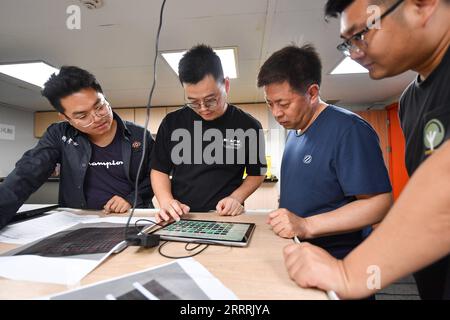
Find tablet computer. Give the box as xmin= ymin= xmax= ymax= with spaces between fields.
xmin=10 ymin=204 xmax=59 ymax=224
xmin=148 ymin=219 xmax=256 ymax=247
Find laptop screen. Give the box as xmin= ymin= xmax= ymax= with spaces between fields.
xmin=11 ymin=204 xmax=59 ymax=224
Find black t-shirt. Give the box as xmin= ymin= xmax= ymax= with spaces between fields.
xmin=399 ymin=47 xmax=450 ymax=176
xmin=399 ymin=47 xmax=450 ymax=299
xmin=151 ymin=104 xmax=266 ymax=211
xmin=84 ymin=128 xmax=132 ymax=209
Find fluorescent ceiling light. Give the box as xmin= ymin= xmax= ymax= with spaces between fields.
xmin=0 ymin=61 xmax=59 ymax=88
xmin=162 ymin=48 xmax=238 ymax=79
xmin=330 ymin=57 xmax=368 ymax=75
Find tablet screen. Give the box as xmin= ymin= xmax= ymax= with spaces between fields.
xmin=151 ymin=219 xmax=255 ymax=247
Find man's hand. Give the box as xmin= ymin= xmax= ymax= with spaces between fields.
xmin=216 ymin=196 xmax=244 ymax=216
xmin=284 ymin=242 xmax=349 ymax=298
xmin=156 ymin=199 xmax=190 ymax=223
xmin=103 ymin=195 xmax=131 ymax=214
xmin=267 ymin=208 xmax=311 ymax=239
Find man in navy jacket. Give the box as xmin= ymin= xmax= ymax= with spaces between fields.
xmin=0 ymin=66 xmax=154 ymax=229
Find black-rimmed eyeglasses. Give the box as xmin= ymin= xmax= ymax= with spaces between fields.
xmin=337 ymin=0 xmax=404 ymax=56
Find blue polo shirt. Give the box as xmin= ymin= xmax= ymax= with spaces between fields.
xmin=280 ymin=105 xmax=391 ymax=258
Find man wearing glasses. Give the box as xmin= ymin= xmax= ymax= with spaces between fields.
xmin=258 ymin=45 xmax=392 ymax=262
xmin=0 ymin=66 xmax=154 ymax=229
xmin=283 ymin=0 xmax=450 ymax=299
xmin=150 ymin=44 xmax=266 ymax=222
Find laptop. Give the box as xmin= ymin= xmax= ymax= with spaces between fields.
xmin=10 ymin=204 xmax=59 ymax=224
xmin=148 ymin=219 xmax=256 ymax=247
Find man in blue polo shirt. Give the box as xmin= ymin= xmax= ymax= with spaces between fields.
xmin=257 ymin=44 xmax=392 ymax=259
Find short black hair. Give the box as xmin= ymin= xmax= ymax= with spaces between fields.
xmin=41 ymin=66 xmax=103 ymax=113
xmin=324 ymin=0 xmax=397 ymax=19
xmin=257 ymin=44 xmax=322 ymax=94
xmin=178 ymin=44 xmax=224 ymax=85
xmin=325 ymin=0 xmax=355 ymax=18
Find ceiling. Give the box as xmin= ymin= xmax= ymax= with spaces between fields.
xmin=0 ymin=0 xmax=415 ymax=112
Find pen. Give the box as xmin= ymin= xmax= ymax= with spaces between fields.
xmin=293 ymin=236 xmax=340 ymax=300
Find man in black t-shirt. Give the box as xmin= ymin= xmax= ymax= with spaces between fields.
xmin=0 ymin=67 xmax=154 ymax=228
xmin=150 ymin=44 xmax=266 ymax=222
xmin=280 ymin=0 xmax=450 ymax=299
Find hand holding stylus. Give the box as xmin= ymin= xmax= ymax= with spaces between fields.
xmin=283 ymin=236 xmax=340 ymax=300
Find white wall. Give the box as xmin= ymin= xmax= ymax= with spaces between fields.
xmin=0 ymin=105 xmax=38 ymax=177
xmin=266 ymin=108 xmax=286 ymax=195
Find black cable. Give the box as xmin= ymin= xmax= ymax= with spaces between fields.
xmin=158 ymin=241 xmax=210 ymax=259
xmin=124 ymin=0 xmax=167 ymax=241
xmin=132 ymin=218 xmax=209 ymax=258
xmin=131 ymin=216 xmax=212 ymax=258
xmin=133 ymin=218 xmax=210 ymax=258
xmin=185 ymin=242 xmax=203 ymax=251
xmin=133 ymin=218 xmax=163 ymax=234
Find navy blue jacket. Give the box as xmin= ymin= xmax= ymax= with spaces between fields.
xmin=0 ymin=112 xmax=154 ymax=229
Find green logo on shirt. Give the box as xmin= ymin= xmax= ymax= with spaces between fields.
xmin=424 ymin=119 xmax=445 ymax=155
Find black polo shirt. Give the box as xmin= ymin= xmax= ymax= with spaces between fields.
xmin=399 ymin=47 xmax=450 ymax=300
xmin=400 ymin=47 xmax=450 ymax=175
xmin=151 ymin=104 xmax=266 ymax=212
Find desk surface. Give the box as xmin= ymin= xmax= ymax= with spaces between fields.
xmin=0 ymin=209 xmax=327 ymax=300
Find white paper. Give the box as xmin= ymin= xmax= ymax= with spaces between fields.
xmin=178 ymin=258 xmax=238 ymax=300
xmin=58 ymin=207 xmax=159 ymax=215
xmin=0 ymin=255 xmax=99 ymax=285
xmin=44 ymin=258 xmax=237 ymax=300
xmin=0 ymin=211 xmax=160 ymax=285
xmin=0 ymin=211 xmax=157 ymax=245
xmin=0 ymin=211 xmax=99 ymax=244
xmin=84 ymin=216 xmax=155 ymax=225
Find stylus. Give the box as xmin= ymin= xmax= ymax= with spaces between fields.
xmin=293 ymin=236 xmax=340 ymax=300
